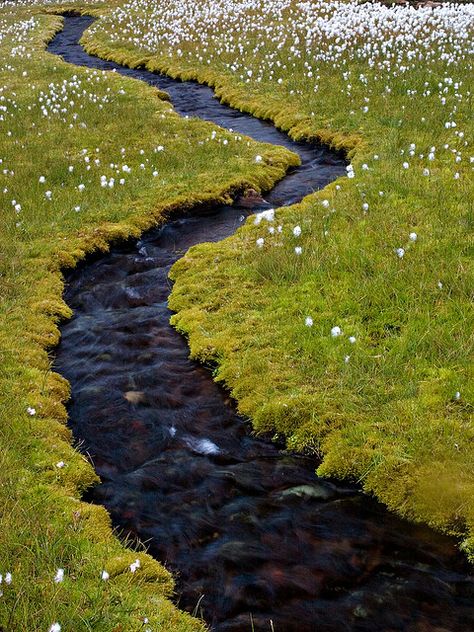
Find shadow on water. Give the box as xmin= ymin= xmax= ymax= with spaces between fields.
xmin=51 ymin=15 xmax=474 ymax=632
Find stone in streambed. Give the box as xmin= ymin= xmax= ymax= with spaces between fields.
xmin=235 ymin=188 xmax=271 ymax=209
xmin=123 ymin=390 xmax=146 ymax=404
xmin=277 ymin=483 xmax=336 ymax=501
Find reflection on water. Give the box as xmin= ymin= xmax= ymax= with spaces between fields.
xmin=52 ymin=15 xmax=474 ymax=632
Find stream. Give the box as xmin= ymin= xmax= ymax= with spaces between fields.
xmin=52 ymin=15 xmax=474 ymax=632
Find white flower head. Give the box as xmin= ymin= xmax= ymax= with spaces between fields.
xmin=254 ymin=209 xmax=275 ymax=224
xmin=292 ymin=225 xmax=301 ymax=237
xmin=256 ymin=237 xmax=264 ymax=248
xmin=27 ymin=407 xmax=36 ymax=416
xmin=48 ymin=624 xmax=61 ymax=632
xmin=396 ymin=248 xmax=405 ymax=259
xmin=305 ymin=316 xmax=313 ymax=327
xmin=294 ymin=246 xmax=302 ymax=255
xmin=331 ymin=326 xmax=342 ymax=337
xmin=54 ymin=568 xmax=64 ymax=584
xmin=409 ymin=232 xmax=418 ymax=241
xmin=254 ymin=155 xmax=263 ymax=163
xmin=101 ymin=570 xmax=110 ymax=581
xmin=56 ymin=461 xmax=65 ymax=469
xmin=130 ymin=559 xmax=141 ymax=573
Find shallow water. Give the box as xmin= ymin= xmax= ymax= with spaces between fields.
xmin=52 ymin=15 xmax=474 ymax=632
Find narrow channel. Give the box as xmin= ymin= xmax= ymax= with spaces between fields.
xmin=52 ymin=15 xmax=474 ymax=632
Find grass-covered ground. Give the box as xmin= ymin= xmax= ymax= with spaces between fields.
xmin=81 ymin=0 xmax=474 ymax=558
xmin=0 ymin=0 xmax=473 ymax=629
xmin=0 ymin=2 xmax=295 ymax=628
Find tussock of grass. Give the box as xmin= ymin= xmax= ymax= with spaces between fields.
xmin=80 ymin=0 xmax=474 ymax=558
xmin=0 ymin=4 xmax=297 ymax=628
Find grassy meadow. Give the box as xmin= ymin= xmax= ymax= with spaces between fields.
xmin=0 ymin=2 xmax=295 ymax=628
xmin=0 ymin=0 xmax=473 ymax=629
xmin=82 ymin=0 xmax=474 ymax=558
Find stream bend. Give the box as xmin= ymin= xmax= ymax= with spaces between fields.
xmin=52 ymin=15 xmax=474 ymax=632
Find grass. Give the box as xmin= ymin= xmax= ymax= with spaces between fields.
xmin=0 ymin=0 xmax=473 ymax=628
xmin=78 ymin=0 xmax=474 ymax=558
xmin=0 ymin=3 xmax=296 ymax=628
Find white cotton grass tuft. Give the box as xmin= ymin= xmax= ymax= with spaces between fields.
xmin=130 ymin=559 xmax=141 ymax=573
xmin=331 ymin=326 xmax=342 ymax=337
xmin=409 ymin=232 xmax=418 ymax=241
xmin=101 ymin=570 xmax=110 ymax=581
xmin=396 ymin=247 xmax=405 ymax=259
xmin=253 ymin=208 xmax=275 ymax=224
xmin=54 ymin=568 xmax=64 ymax=584
xmin=48 ymin=624 xmax=61 ymax=632
xmin=256 ymin=237 xmax=264 ymax=247
xmin=305 ymin=316 xmax=313 ymax=327
xmin=294 ymin=246 xmax=302 ymax=255
xmin=292 ymin=225 xmax=301 ymax=237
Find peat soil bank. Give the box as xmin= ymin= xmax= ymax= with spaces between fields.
xmin=52 ymin=15 xmax=474 ymax=632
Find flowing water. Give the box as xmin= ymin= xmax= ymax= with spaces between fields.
xmin=52 ymin=15 xmax=474 ymax=632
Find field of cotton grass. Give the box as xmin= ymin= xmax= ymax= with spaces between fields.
xmin=0 ymin=0 xmax=473 ymax=629
xmin=77 ymin=0 xmax=474 ymax=556
xmin=0 ymin=2 xmax=295 ymax=629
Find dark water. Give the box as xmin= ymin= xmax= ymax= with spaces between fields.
xmin=52 ymin=15 xmax=474 ymax=632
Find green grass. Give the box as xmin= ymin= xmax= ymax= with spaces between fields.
xmin=80 ymin=0 xmax=474 ymax=557
xmin=0 ymin=0 xmax=473 ymax=628
xmin=0 ymin=4 xmax=296 ymax=629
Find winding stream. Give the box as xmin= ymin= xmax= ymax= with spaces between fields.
xmin=52 ymin=15 xmax=474 ymax=632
